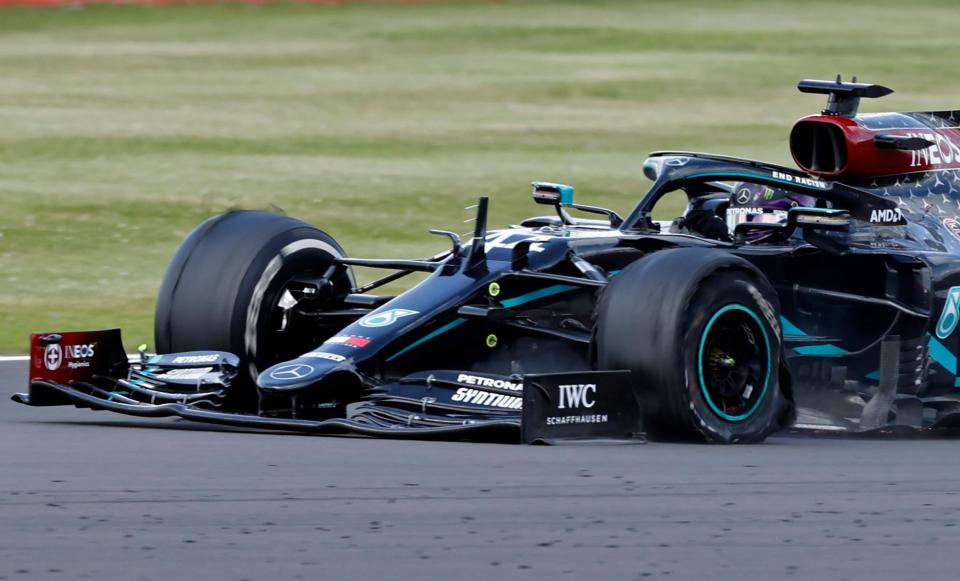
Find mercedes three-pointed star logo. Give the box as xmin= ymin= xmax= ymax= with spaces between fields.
xmin=269 ymin=363 xmax=315 ymax=381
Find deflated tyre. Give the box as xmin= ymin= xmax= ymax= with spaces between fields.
xmin=594 ymin=247 xmax=794 ymax=443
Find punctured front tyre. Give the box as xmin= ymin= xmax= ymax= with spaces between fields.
xmin=595 ymin=247 xmax=794 ymax=443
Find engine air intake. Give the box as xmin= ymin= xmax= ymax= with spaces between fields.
xmin=790 ymin=121 xmax=847 ymax=174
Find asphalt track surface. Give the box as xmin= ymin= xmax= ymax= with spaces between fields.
xmin=3 ymin=360 xmax=960 ymax=580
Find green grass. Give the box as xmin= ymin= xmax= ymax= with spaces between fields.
xmin=3 ymin=0 xmax=960 ymax=352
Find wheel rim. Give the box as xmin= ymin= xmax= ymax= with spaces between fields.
xmin=263 ymin=264 xmax=349 ymax=364
xmin=697 ymin=304 xmax=771 ymax=422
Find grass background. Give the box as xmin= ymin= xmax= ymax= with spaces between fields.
xmin=2 ymin=0 xmax=960 ymax=353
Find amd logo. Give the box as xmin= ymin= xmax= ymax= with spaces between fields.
xmin=557 ymin=383 xmax=596 ymax=409
xmin=869 ymin=208 xmax=902 ymax=224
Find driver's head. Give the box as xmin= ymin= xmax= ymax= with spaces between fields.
xmin=726 ymin=183 xmax=817 ymax=239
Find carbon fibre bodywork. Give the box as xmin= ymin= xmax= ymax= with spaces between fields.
xmin=638 ymin=153 xmax=958 ymax=430
xmin=15 ymin=79 xmax=960 ymax=439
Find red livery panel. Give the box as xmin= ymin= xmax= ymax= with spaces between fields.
xmin=791 ymin=112 xmax=960 ymax=179
xmin=29 ymin=329 xmax=128 ymax=385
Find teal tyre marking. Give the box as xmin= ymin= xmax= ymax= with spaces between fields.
xmin=697 ymin=304 xmax=772 ymax=422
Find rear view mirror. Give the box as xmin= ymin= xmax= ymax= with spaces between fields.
xmin=532 ymin=181 xmax=574 ymax=207
xmin=529 ymin=181 xmax=623 ymax=228
xmin=788 ymin=207 xmax=851 ymax=231
xmin=642 ymin=159 xmax=660 ymax=181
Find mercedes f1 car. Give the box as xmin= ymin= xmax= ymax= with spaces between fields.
xmin=15 ymin=77 xmax=960 ymax=443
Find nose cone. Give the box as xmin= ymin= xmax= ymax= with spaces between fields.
xmin=258 ymin=357 xmax=341 ymax=392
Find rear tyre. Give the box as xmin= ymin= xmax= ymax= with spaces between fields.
xmin=595 ymin=247 xmax=793 ymax=443
xmin=154 ymin=211 xmax=355 ymax=403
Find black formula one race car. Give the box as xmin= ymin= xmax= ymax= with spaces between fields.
xmin=15 ymin=77 xmax=960 ymax=443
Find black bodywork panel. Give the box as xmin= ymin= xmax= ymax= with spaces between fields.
xmin=15 ymin=151 xmax=960 ymax=439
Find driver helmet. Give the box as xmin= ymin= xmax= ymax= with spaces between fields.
xmin=726 ymin=182 xmax=817 ymax=239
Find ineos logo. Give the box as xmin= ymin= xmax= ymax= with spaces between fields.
xmin=269 ymin=364 xmax=314 ymax=381
xmin=44 ymin=344 xmax=62 ymax=371
xmin=64 ymin=344 xmax=96 ymax=359
xmin=557 ymin=383 xmax=596 ymax=409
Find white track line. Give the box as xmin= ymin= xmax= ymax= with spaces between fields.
xmin=0 ymin=354 xmax=140 ymax=363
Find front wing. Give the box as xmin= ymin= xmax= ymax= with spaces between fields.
xmin=12 ymin=339 xmax=644 ymax=444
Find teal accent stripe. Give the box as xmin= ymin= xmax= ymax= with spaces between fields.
xmin=865 ymin=370 xmax=880 ymax=381
xmin=687 ymin=172 xmax=830 ymax=191
xmin=780 ymin=316 xmax=848 ymax=356
xmin=386 ymin=318 xmax=467 ymax=362
xmin=500 ymin=284 xmax=577 ymax=308
xmin=386 ymin=283 xmax=582 ymax=362
xmin=927 ymin=333 xmax=956 ymax=374
xmin=795 ymin=344 xmax=849 ymax=356
xmin=779 ymin=316 xmax=806 ymax=336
